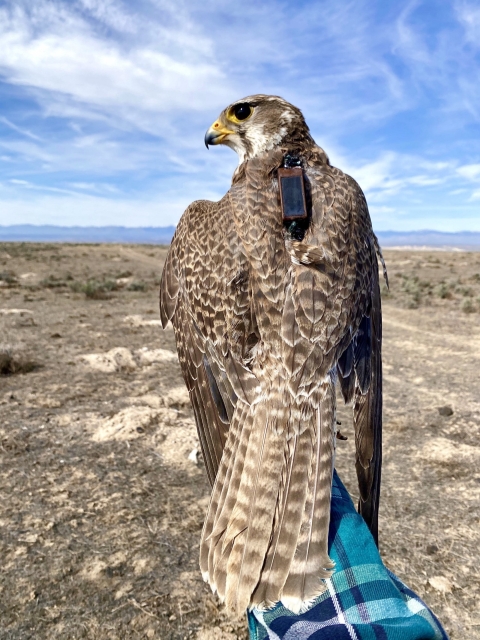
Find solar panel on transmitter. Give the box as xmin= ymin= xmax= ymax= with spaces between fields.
xmin=278 ymin=167 xmax=308 ymax=221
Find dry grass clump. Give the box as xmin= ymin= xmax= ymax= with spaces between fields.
xmin=68 ymin=275 xmax=148 ymax=298
xmin=0 ymin=347 xmax=39 ymax=375
xmin=455 ymin=284 xmax=473 ymax=297
xmin=0 ymin=270 xmax=18 ymax=287
xmin=39 ymin=274 xmax=74 ymax=289
xmin=434 ymin=281 xmax=454 ymax=299
xmin=400 ymin=275 xmax=433 ymax=308
xmin=69 ymin=278 xmax=119 ymax=299
xmin=126 ymin=281 xmax=148 ymax=292
xmin=461 ymin=298 xmax=477 ymax=313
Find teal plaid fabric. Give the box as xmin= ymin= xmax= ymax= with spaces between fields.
xmin=247 ymin=471 xmax=448 ymax=640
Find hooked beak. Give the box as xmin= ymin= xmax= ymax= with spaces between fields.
xmin=205 ymin=120 xmax=235 ymax=148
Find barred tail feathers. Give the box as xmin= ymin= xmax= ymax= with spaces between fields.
xmin=223 ymin=401 xmax=285 ymax=614
xmin=281 ymin=383 xmax=336 ymax=613
xmin=200 ymin=382 xmax=337 ymax=616
xmin=252 ymin=430 xmax=313 ymax=607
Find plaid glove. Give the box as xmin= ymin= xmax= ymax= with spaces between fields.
xmin=247 ymin=471 xmax=449 ymax=640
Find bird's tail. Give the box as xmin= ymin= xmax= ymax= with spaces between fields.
xmin=200 ymin=380 xmax=336 ymax=616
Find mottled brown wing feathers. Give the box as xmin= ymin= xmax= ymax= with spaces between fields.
xmin=327 ymin=184 xmax=383 ymax=544
xmin=353 ymin=265 xmax=382 ymax=544
xmin=159 ymin=232 xmax=179 ymax=328
xmin=159 ymin=200 xmax=241 ymax=486
xmin=175 ymin=306 xmax=229 ymax=487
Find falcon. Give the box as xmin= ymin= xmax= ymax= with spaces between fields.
xmin=159 ymin=95 xmax=386 ymax=616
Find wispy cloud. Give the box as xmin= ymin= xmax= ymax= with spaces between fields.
xmin=455 ymin=1 xmax=480 ymax=45
xmin=0 ymin=116 xmax=43 ymax=141
xmin=457 ymin=163 xmax=480 ymax=180
xmin=0 ymin=2 xmax=231 ymax=133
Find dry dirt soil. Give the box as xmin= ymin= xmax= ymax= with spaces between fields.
xmin=1 ymin=242 xmax=479 ymax=640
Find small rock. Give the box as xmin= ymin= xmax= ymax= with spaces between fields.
xmin=188 ymin=448 xmax=198 ymax=464
xmin=162 ymin=386 xmax=190 ymax=407
xmin=438 ymin=405 xmax=453 ymax=417
xmin=78 ymin=347 xmax=137 ymax=373
xmin=136 ymin=347 xmax=177 ymax=365
xmin=38 ymin=398 xmax=63 ymax=409
xmin=24 ymin=533 xmax=38 ymax=544
xmin=116 ymin=277 xmax=133 ymax=287
xmin=123 ymin=314 xmax=162 ymax=328
xmin=428 ymin=576 xmax=453 ymax=593
xmin=90 ymin=407 xmax=160 ymax=442
xmin=426 ymin=544 xmax=439 ymax=555
xmin=0 ymin=308 xmax=33 ymax=316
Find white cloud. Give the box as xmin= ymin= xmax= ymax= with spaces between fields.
xmin=344 ymin=153 xmax=399 ymax=192
xmin=0 ymin=116 xmax=43 ymax=141
xmin=0 ymin=139 xmax=53 ymax=163
xmin=407 ymin=176 xmax=443 ymax=186
xmin=457 ymin=163 xmax=480 ymax=181
xmin=333 ymin=150 xmax=456 ymax=201
xmin=69 ymin=182 xmax=120 ymax=193
xmin=455 ymin=1 xmax=480 ymax=45
xmin=4 ymin=179 xmax=83 ymax=196
xmin=0 ymin=1 xmax=233 ymax=134
xmin=78 ymin=0 xmax=140 ymax=34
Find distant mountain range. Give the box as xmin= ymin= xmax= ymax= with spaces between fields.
xmin=1 ymin=225 xmax=479 ymax=249
xmin=0 ymin=225 xmax=176 ymax=244
xmin=375 ymin=230 xmax=480 ymax=250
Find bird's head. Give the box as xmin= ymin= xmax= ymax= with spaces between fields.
xmin=204 ymin=95 xmax=314 ymax=163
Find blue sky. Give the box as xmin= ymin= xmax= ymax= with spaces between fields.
xmin=0 ymin=0 xmax=479 ymax=231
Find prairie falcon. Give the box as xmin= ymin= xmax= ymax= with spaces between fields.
xmin=159 ymin=95 xmax=386 ymax=615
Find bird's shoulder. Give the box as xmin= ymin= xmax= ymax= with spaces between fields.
xmin=302 ymin=149 xmax=373 ymax=236
xmin=304 ymin=148 xmax=362 ymax=195
xmin=170 ymin=194 xmax=238 ymax=254
xmin=160 ymin=194 xmax=245 ymax=329
xmin=174 ymin=198 xmax=218 ymax=233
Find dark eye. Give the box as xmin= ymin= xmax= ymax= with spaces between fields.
xmin=233 ymin=103 xmax=252 ymax=121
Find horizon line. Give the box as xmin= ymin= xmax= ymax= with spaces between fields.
xmin=1 ymin=225 xmax=480 ymax=235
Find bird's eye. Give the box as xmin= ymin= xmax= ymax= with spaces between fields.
xmin=232 ymin=103 xmax=252 ymax=121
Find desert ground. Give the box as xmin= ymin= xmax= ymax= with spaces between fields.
xmin=1 ymin=242 xmax=479 ymax=640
